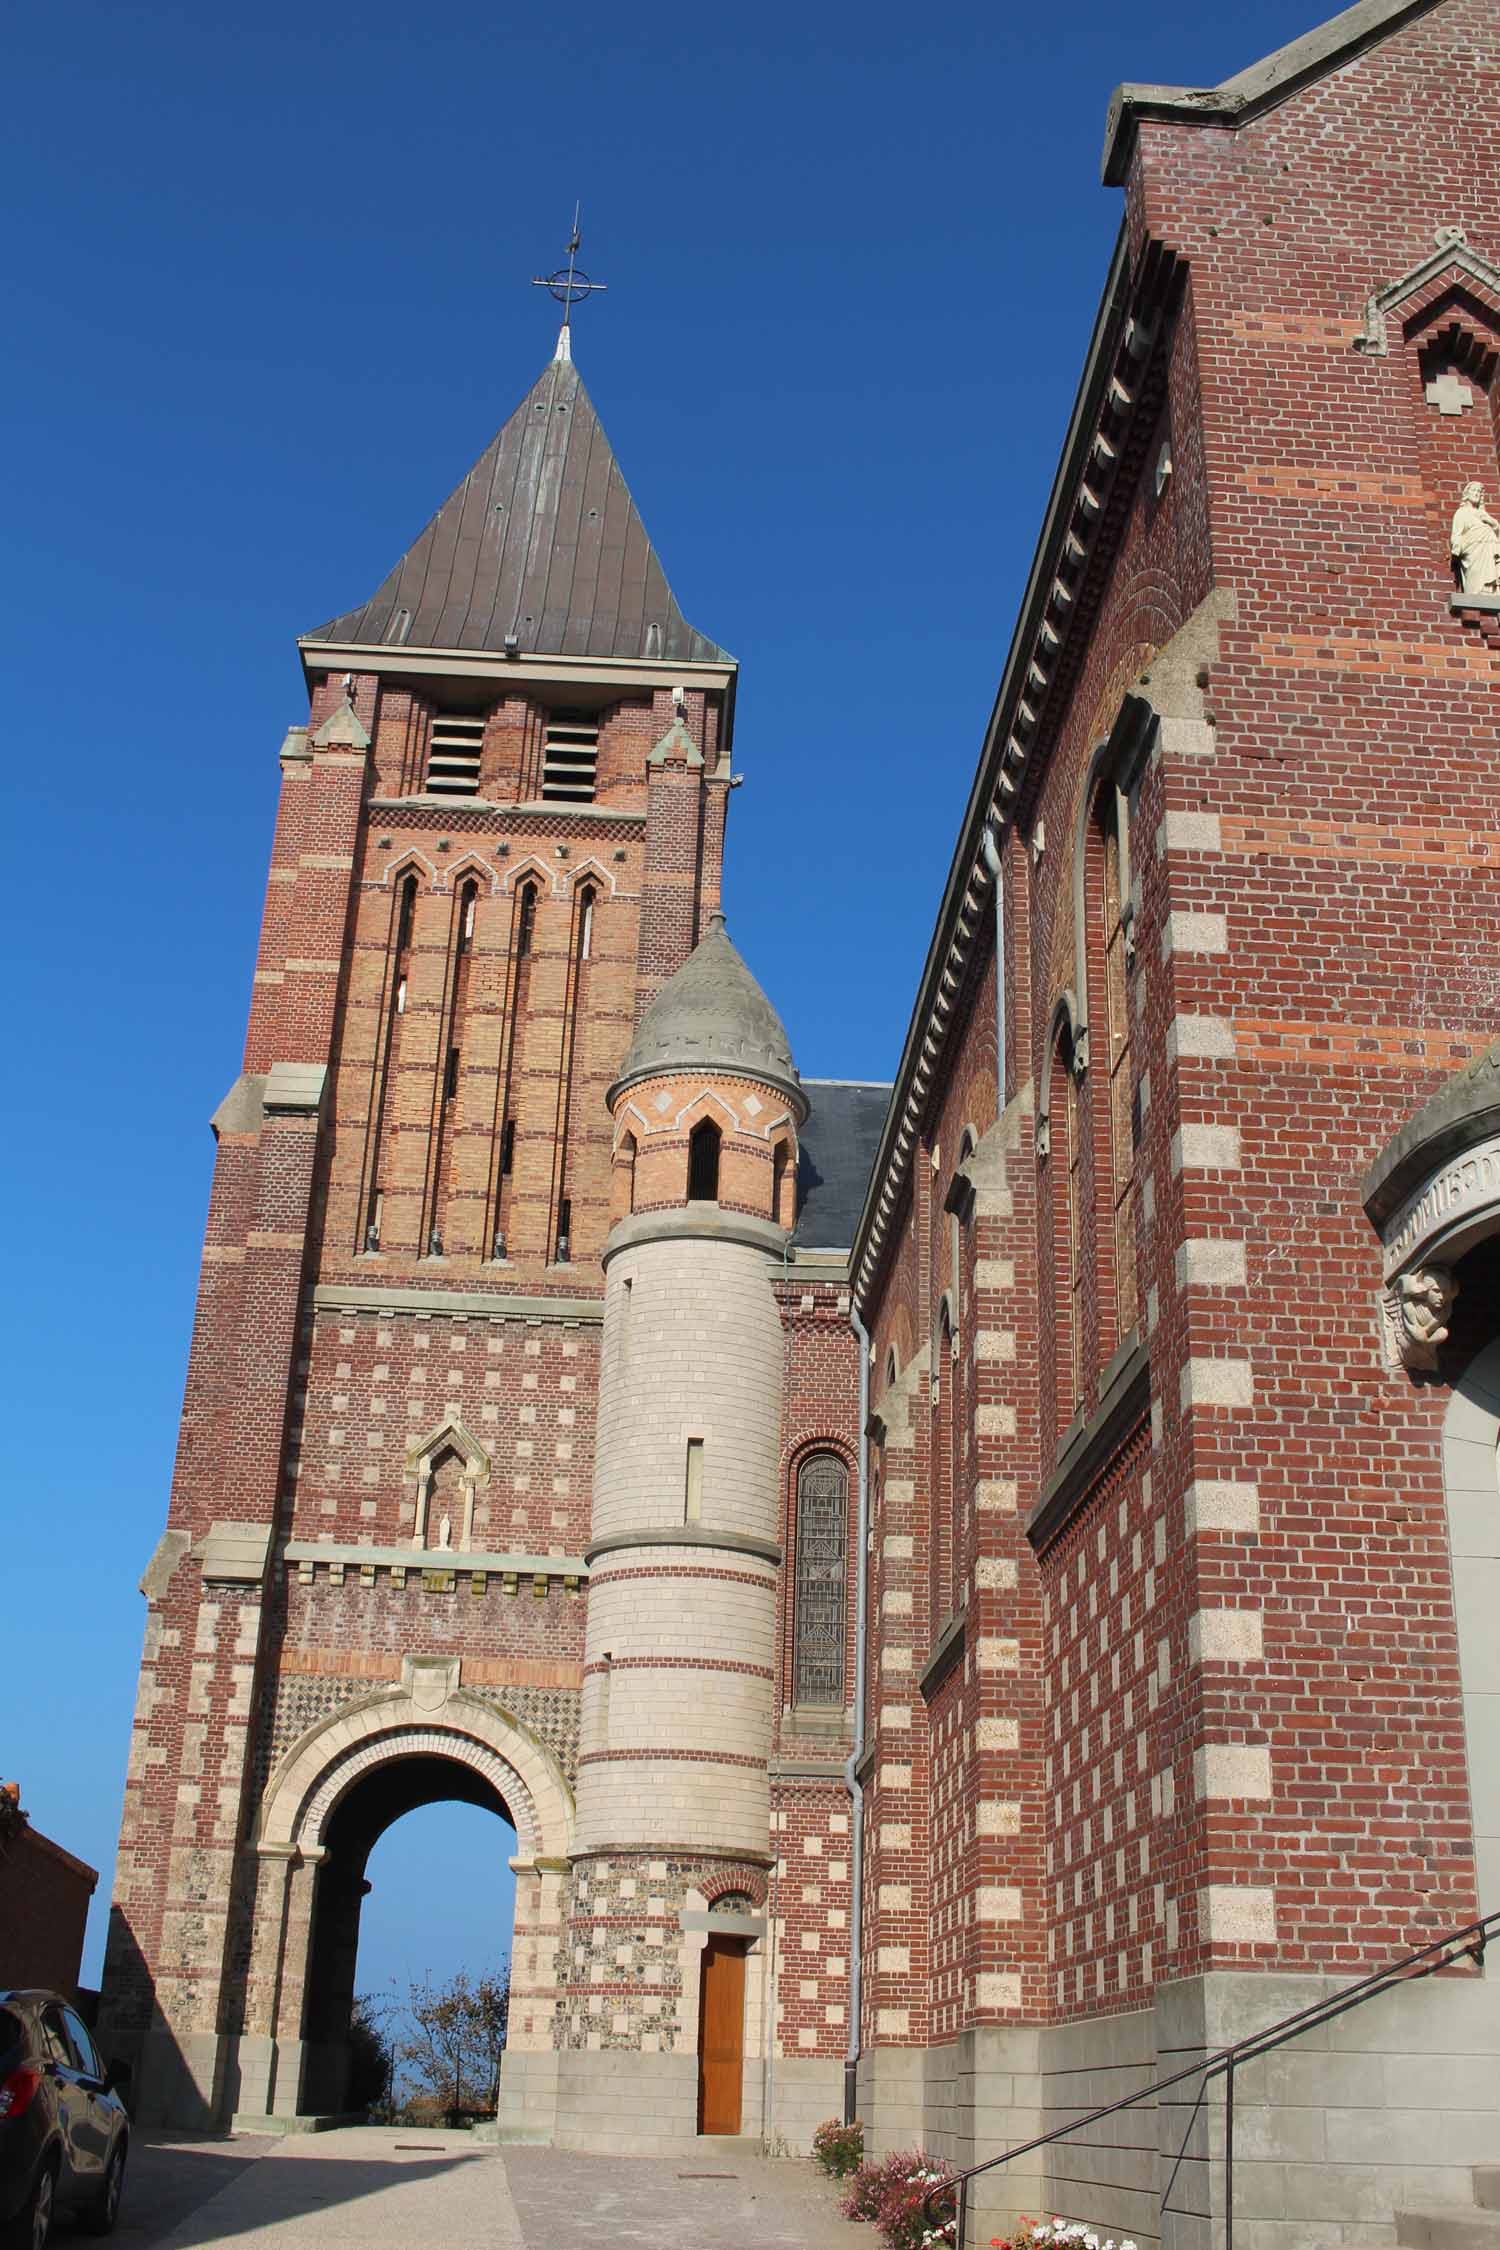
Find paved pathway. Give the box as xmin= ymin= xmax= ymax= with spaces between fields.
xmin=94 ymin=2128 xmax=858 ymax=2250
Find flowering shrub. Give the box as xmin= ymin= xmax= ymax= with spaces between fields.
xmin=990 ymin=2221 xmax=1138 ymax=2250
xmin=842 ymin=2152 xmax=900 ymax=2223
xmin=841 ymin=2150 xmax=957 ymax=2248
xmin=812 ymin=2117 xmax=865 ymax=2177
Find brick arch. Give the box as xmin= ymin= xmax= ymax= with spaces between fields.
xmin=380 ymin=849 xmax=437 ymax=889
xmin=565 ymin=856 xmax=619 ymax=899
xmin=499 ymin=853 xmax=558 ymax=898
xmin=440 ymin=851 xmax=500 ymax=895
xmin=256 ymin=1683 xmax=573 ymax=1863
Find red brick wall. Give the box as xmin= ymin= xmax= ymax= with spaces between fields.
xmin=0 ymin=1828 xmax=97 ymax=1997
xmin=855 ymin=0 xmax=1500 ymax=2062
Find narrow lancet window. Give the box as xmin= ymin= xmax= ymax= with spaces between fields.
xmin=363 ymin=872 xmax=418 ymax=1252
xmin=688 ymin=1118 xmax=721 ymax=1201
xmin=428 ymin=879 xmax=478 ymax=1258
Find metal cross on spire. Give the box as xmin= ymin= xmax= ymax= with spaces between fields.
xmin=532 ymin=205 xmax=608 ymax=361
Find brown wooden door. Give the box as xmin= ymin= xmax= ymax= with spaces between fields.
xmin=697 ymin=1935 xmax=746 ymax=2134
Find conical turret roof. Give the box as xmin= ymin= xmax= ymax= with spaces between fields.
xmin=303 ymin=354 xmax=729 ymax=664
xmin=610 ymin=914 xmax=803 ymax=1109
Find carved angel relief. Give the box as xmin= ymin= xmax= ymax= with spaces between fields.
xmin=1380 ymin=1264 xmax=1458 ymax=1374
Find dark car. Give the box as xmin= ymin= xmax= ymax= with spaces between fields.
xmin=0 ymin=1994 xmax=128 ymax=2250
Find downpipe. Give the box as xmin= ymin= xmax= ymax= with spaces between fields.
xmin=843 ymin=1299 xmax=872 ymax=2124
xmin=980 ymin=820 xmax=1005 ymax=1097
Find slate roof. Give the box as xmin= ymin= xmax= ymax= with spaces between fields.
xmin=611 ymin=915 xmax=802 ymax=1105
xmin=795 ymin=1080 xmax=893 ymax=1251
xmin=304 ymin=353 xmax=729 ymax=664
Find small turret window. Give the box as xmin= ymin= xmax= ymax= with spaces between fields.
xmin=688 ymin=1118 xmax=721 ymax=1201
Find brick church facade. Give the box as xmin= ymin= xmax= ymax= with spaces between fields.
xmin=106 ymin=0 xmax=1500 ymax=2238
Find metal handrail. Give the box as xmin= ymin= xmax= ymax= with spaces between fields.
xmin=923 ymin=1907 xmax=1498 ymax=2249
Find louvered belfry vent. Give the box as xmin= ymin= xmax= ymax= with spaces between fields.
xmin=542 ymin=712 xmax=599 ymax=802
xmin=425 ymin=714 xmax=485 ymax=796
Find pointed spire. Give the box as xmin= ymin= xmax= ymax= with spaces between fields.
xmin=302 ymin=355 xmax=729 ymax=664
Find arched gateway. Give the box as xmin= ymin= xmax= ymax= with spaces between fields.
xmin=233 ymin=1660 xmax=572 ymax=2130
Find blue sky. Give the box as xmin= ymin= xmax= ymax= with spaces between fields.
xmin=4 ymin=0 xmax=1322 ymax=1999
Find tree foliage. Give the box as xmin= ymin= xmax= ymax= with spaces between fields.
xmin=346 ymin=1993 xmax=396 ymax=2113
xmin=395 ymin=1967 xmax=510 ymax=2118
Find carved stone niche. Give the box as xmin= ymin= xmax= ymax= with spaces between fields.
xmin=1363 ymin=1040 xmax=1500 ymax=1375
xmin=405 ymin=1417 xmax=491 ymax=1552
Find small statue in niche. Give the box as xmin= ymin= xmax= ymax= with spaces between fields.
xmin=1450 ymin=482 xmax=1500 ymax=595
xmin=437 ymin=1512 xmax=453 ymax=1551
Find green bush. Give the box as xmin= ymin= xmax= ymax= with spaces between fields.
xmin=812 ymin=2117 xmax=865 ymax=2177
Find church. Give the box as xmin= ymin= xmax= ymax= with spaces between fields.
xmin=104 ymin=1 xmax=1500 ymax=2242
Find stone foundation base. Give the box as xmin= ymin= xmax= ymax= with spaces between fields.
xmin=129 ymin=2027 xmax=229 ymax=2131
xmin=555 ymin=2051 xmax=702 ymax=2153
xmin=856 ymin=1968 xmax=1500 ymax=2250
xmin=485 ymin=2048 xmax=560 ymax=2143
xmin=765 ymin=2053 xmax=846 ymax=2153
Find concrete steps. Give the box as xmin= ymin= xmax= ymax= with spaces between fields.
xmin=1395 ymin=2172 xmax=1500 ymax=2250
xmin=1397 ymin=2214 xmax=1500 ymax=2250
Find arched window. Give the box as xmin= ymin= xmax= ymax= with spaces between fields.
xmin=933 ymin=1300 xmax=957 ymax=1629
xmin=771 ymin=1137 xmax=794 ymax=1226
xmin=688 ymin=1117 xmax=721 ymax=1201
xmin=363 ymin=872 xmax=420 ymax=1253
xmin=577 ymin=885 xmax=595 ymax=962
xmin=515 ymin=881 xmax=537 ymax=958
xmin=793 ymin=1452 xmax=849 ymax=1706
xmin=1100 ymin=800 xmax=1137 ymax=1337
xmin=612 ymin=1131 xmax=638 ymax=1223
xmin=1071 ymin=716 xmax=1146 ymax=1368
xmin=1041 ymin=1022 xmax=1082 ymax=1439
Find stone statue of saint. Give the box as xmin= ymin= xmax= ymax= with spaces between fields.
xmin=437 ymin=1511 xmax=452 ymax=1550
xmin=1450 ymin=481 xmax=1500 ymax=595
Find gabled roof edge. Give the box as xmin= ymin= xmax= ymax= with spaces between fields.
xmin=1102 ymin=0 xmax=1448 ymax=184
xmin=847 ymin=223 xmax=1135 ymax=1308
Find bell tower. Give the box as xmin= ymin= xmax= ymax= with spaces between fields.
xmin=563 ymin=915 xmax=808 ymax=2147
xmin=101 ymin=312 xmax=745 ymax=2132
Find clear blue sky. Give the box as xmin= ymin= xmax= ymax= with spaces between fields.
xmin=4 ymin=0 xmax=1321 ymax=1998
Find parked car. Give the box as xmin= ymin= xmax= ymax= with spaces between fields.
xmin=0 ymin=1993 xmax=129 ymax=2250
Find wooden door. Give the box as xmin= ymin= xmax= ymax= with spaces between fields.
xmin=696 ymin=1935 xmax=746 ymax=2134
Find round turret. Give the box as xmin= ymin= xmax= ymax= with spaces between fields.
xmin=563 ymin=917 xmax=804 ymax=2138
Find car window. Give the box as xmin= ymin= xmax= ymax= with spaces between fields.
xmin=40 ymin=2011 xmax=73 ymax=2067
xmin=61 ymin=2008 xmax=102 ymax=2080
xmin=0 ymin=2008 xmax=25 ymax=2062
